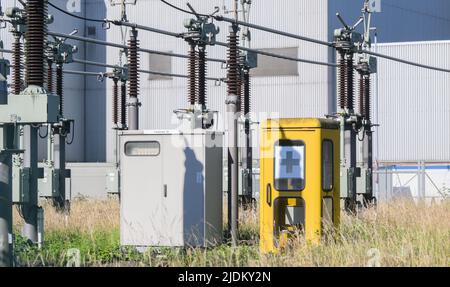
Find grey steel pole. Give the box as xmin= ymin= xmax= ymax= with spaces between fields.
xmin=54 ymin=131 xmax=67 ymax=211
xmin=54 ymin=60 xmax=68 ymax=212
xmin=226 ymin=24 xmax=240 ymax=246
xmin=349 ymin=128 xmax=357 ymax=211
xmin=227 ymin=97 xmax=239 ymax=246
xmin=363 ymin=130 xmax=373 ymax=203
xmin=242 ymin=69 xmax=253 ymax=206
xmin=47 ymin=125 xmax=54 ymax=165
xmin=244 ymin=118 xmax=253 ymax=205
xmin=0 ymin=125 xmax=14 ymax=267
xmin=21 ymin=125 xmax=39 ymax=243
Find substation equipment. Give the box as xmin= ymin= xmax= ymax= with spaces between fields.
xmin=119 ymin=14 xmax=224 ymax=248
xmin=38 ymin=32 xmax=78 ymax=211
xmin=332 ymin=3 xmax=376 ymax=212
xmin=0 ymin=1 xmax=65 ymax=266
xmin=237 ymin=46 xmax=258 ymax=207
xmin=259 ymin=118 xmax=340 ymax=254
xmin=229 ymin=0 xmax=257 ymax=208
xmin=355 ymin=3 xmax=377 ymax=207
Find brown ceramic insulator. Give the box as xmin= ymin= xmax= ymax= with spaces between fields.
xmin=113 ymin=78 xmax=119 ymax=125
xmin=56 ymin=65 xmax=63 ymax=116
xmin=227 ymin=28 xmax=240 ymax=97
xmin=12 ymin=34 xmax=22 ymax=95
xmin=338 ymin=51 xmax=346 ymax=110
xmin=346 ymin=53 xmax=354 ymax=111
xmin=242 ymin=70 xmax=250 ymax=116
xmin=198 ymin=46 xmax=207 ymax=109
xmin=364 ymin=76 xmax=371 ymax=121
xmin=128 ymin=29 xmax=140 ymax=100
xmin=120 ymin=81 xmax=127 ymax=127
xmin=359 ymin=74 xmax=365 ymax=117
xmin=187 ymin=43 xmax=197 ymax=106
xmin=26 ymin=0 xmax=46 ymax=87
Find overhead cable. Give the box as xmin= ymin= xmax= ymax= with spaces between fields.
xmin=48 ymin=2 xmax=105 ymax=23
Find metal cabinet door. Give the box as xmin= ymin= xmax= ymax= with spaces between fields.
xmin=162 ymin=134 xmax=205 ymax=246
xmin=120 ymin=135 xmax=163 ymax=246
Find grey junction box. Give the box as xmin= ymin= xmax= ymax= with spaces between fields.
xmin=119 ymin=129 xmax=223 ymax=248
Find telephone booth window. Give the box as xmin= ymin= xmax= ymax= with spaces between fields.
xmin=274 ymin=140 xmax=305 ymax=191
xmin=322 ymin=140 xmax=333 ymax=191
xmin=322 ymin=197 xmax=334 ymax=225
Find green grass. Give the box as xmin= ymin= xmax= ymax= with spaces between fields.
xmin=12 ymin=199 xmax=450 ymax=267
xmin=13 ymin=226 xmax=261 ymax=267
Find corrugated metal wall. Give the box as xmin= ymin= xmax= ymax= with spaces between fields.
xmin=85 ymin=0 xmax=108 ymax=162
xmin=373 ymin=41 xmax=450 ymax=162
xmin=1 ymin=0 xmax=450 ymax=164
xmin=99 ymin=0 xmax=331 ymax=162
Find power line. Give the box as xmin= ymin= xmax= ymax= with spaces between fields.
xmin=48 ymin=31 xmax=226 ymax=63
xmin=48 ymin=1 xmax=105 ymax=23
xmin=14 ymin=4 xmax=450 ymax=75
xmin=215 ymin=41 xmax=337 ymax=68
xmin=214 ymin=16 xmax=333 ymax=48
xmin=109 ymin=20 xmax=183 ymax=39
xmin=0 ymin=48 xmax=13 ymax=54
xmin=63 ymin=70 xmax=104 ymax=77
xmin=103 ymin=22 xmax=336 ymax=67
xmin=73 ymin=59 xmax=120 ymax=70
xmin=159 ymin=0 xmax=208 ymax=17
xmin=212 ymin=16 xmax=450 ymax=72
xmin=71 ymin=58 xmax=225 ymax=82
xmin=43 ymin=3 xmax=349 ymax=68
xmin=360 ymin=49 xmax=450 ymax=73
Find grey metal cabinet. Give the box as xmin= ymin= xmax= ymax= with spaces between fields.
xmin=119 ymin=130 xmax=223 ymax=248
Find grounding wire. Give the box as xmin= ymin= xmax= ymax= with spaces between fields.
xmin=159 ymin=0 xmax=209 ymax=17
xmin=215 ymin=41 xmax=337 ymax=67
xmin=68 ymin=59 xmax=225 ymax=82
xmin=48 ymin=31 xmax=226 ymax=63
xmin=48 ymin=2 xmax=105 ymax=23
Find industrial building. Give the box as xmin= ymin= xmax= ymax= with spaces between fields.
xmin=1 ymin=0 xmax=450 ymax=267
xmin=0 ymin=0 xmax=449 ymax=200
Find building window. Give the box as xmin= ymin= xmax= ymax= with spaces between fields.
xmin=251 ymin=47 xmax=299 ymax=77
xmin=87 ymin=26 xmax=96 ymax=36
xmin=148 ymin=53 xmax=172 ymax=81
xmin=274 ymin=140 xmax=305 ymax=191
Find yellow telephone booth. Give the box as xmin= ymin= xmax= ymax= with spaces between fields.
xmin=259 ymin=118 xmax=340 ymax=253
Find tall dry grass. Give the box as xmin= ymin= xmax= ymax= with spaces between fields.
xmin=14 ymin=198 xmax=119 ymax=233
xmin=13 ymin=198 xmax=450 ymax=267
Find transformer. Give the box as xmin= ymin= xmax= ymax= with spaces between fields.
xmin=259 ymin=118 xmax=340 ymax=253
xmin=119 ymin=129 xmax=223 ymax=248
